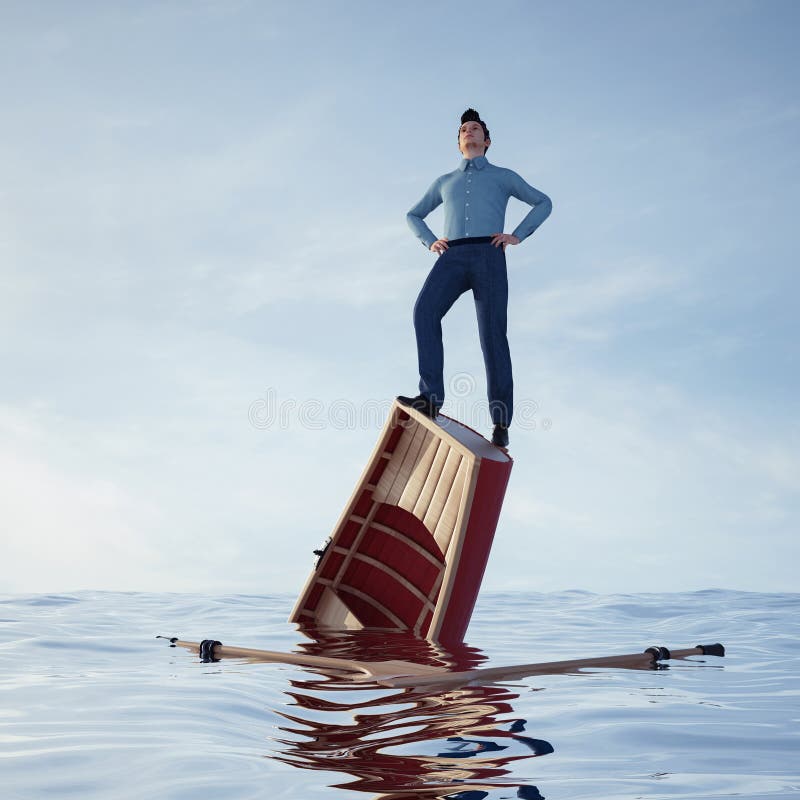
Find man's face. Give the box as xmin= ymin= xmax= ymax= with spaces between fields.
xmin=459 ymin=120 xmax=489 ymax=156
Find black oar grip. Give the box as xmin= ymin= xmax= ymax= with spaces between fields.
xmin=696 ymin=643 xmax=725 ymax=657
xmin=199 ymin=639 xmax=222 ymax=662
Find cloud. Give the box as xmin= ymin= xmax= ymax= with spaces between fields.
xmin=213 ymin=223 xmax=420 ymax=313
xmin=0 ymin=406 xmax=163 ymax=593
xmin=2 ymin=0 xmax=797 ymax=598
xmin=488 ymin=360 xmax=800 ymax=591
xmin=514 ymin=256 xmax=680 ymax=341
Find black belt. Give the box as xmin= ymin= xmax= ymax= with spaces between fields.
xmin=447 ymin=236 xmax=494 ymax=247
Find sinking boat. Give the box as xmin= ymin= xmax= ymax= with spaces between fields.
xmin=289 ymin=400 xmax=513 ymax=643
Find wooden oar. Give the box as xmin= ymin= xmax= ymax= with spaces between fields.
xmin=158 ymin=637 xmax=724 ymax=687
xmin=157 ymin=637 xmax=443 ymax=679
xmin=382 ymin=644 xmax=725 ymax=688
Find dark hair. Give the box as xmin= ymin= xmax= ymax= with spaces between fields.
xmin=459 ymin=108 xmax=490 ymax=151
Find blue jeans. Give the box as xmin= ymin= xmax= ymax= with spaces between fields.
xmin=413 ymin=241 xmax=513 ymax=426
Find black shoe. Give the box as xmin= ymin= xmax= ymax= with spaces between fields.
xmin=397 ymin=394 xmax=438 ymax=419
xmin=491 ymin=424 xmax=509 ymax=448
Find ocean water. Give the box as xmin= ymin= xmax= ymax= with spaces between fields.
xmin=0 ymin=590 xmax=797 ymax=800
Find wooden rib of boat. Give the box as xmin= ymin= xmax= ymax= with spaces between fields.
xmin=289 ymin=400 xmax=513 ymax=644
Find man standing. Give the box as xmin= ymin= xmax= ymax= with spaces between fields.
xmin=398 ymin=109 xmax=552 ymax=448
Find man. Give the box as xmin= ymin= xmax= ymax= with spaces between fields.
xmin=398 ymin=109 xmax=552 ymax=449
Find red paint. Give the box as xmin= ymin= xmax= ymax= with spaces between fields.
xmin=436 ymin=457 xmax=512 ymax=643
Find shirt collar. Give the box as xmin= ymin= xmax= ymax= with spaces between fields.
xmin=458 ymin=155 xmax=489 ymax=172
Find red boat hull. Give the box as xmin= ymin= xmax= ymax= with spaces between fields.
xmin=289 ymin=402 xmax=513 ymax=644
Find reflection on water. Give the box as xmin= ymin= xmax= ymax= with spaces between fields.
xmin=270 ymin=627 xmax=553 ymax=798
xmin=4 ymin=591 xmax=794 ymax=799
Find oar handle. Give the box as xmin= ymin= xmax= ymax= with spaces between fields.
xmin=695 ymin=643 xmax=725 ymax=657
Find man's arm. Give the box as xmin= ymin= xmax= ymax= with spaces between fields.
xmin=508 ymin=172 xmax=552 ymax=243
xmin=407 ymin=178 xmax=443 ymax=249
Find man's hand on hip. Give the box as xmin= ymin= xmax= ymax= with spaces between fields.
xmin=430 ymin=238 xmax=449 ymax=254
xmin=491 ymin=233 xmax=520 ymax=251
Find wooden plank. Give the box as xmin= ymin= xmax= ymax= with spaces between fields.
xmin=381 ymin=423 xmax=430 ymax=506
xmin=422 ymin=450 xmax=463 ymax=535
xmin=415 ymin=567 xmax=446 ymax=631
xmin=433 ymin=457 xmax=469 ymax=552
xmin=428 ymin=461 xmax=480 ymax=640
xmin=397 ymin=430 xmax=439 ymax=512
xmin=412 ymin=438 xmax=451 ymax=521
xmin=313 ymin=585 xmax=361 ymax=630
xmin=374 ymin=421 xmax=417 ymax=502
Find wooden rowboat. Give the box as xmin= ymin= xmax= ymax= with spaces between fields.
xmin=289 ymin=401 xmax=513 ymax=644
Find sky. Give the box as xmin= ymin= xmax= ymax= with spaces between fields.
xmin=1 ymin=0 xmax=798 ymax=597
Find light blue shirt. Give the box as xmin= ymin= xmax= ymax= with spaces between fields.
xmin=407 ymin=155 xmax=552 ymax=249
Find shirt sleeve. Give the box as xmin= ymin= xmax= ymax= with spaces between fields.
xmin=407 ymin=177 xmax=443 ymax=249
xmin=507 ymin=171 xmax=552 ymax=243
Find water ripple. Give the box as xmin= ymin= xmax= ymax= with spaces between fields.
xmin=0 ymin=590 xmax=797 ymax=799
